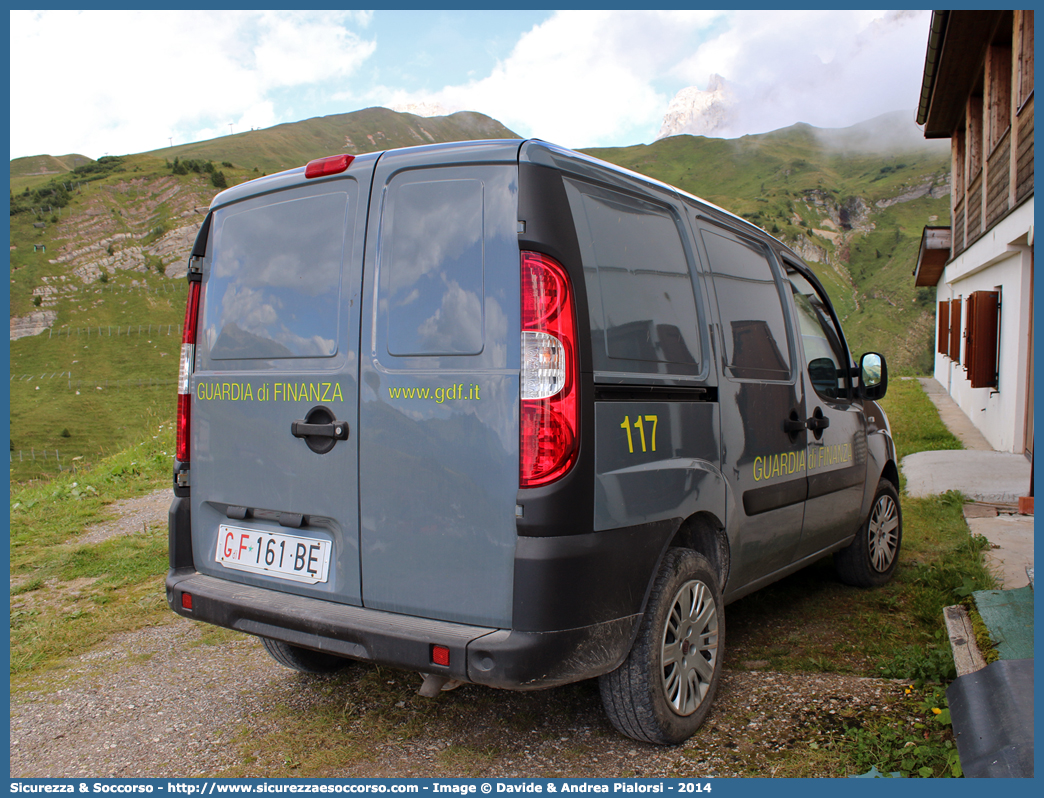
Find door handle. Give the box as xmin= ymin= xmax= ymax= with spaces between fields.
xmin=783 ymin=416 xmax=807 ymax=434
xmin=806 ymin=407 xmax=829 ymax=439
xmin=291 ymin=421 xmax=349 ymax=440
xmin=292 ymin=406 xmax=348 ymax=454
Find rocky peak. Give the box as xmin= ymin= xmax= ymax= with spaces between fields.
xmin=390 ymin=101 xmax=453 ymax=118
xmin=657 ymin=75 xmax=736 ymax=140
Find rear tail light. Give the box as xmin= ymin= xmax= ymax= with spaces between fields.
xmin=176 ymin=279 xmax=202 ymax=463
xmin=520 ymin=252 xmax=579 ymax=487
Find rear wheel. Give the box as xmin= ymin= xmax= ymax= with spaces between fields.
xmin=834 ymin=479 xmax=902 ymax=587
xmin=599 ymin=548 xmax=724 ymax=745
xmin=261 ymin=638 xmax=350 ymax=674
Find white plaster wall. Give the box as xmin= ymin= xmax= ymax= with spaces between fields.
xmin=930 ymin=200 xmax=1034 ymax=452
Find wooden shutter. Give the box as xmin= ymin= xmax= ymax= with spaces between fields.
xmin=949 ymin=298 xmax=962 ymax=363
xmin=938 ymin=301 xmax=951 ymax=355
xmin=967 ymin=291 xmax=1000 ymax=388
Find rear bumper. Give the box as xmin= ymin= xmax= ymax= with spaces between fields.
xmin=165 ymin=568 xmax=636 ymax=689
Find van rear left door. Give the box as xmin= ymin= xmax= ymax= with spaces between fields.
xmin=190 ymin=164 xmax=369 ymax=606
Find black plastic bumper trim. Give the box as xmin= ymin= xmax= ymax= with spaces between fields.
xmin=165 ymin=569 xmax=634 ymax=689
xmin=168 ymin=496 xmax=194 ymax=569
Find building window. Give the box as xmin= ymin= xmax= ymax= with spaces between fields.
xmin=965 ymin=290 xmax=1001 ymax=389
xmin=949 ymin=297 xmax=963 ymax=364
xmin=938 ymin=301 xmax=951 ymax=356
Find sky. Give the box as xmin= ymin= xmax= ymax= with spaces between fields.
xmin=9 ymin=9 xmax=934 ymax=161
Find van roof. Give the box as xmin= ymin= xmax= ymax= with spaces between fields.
xmin=208 ymin=138 xmax=790 ymax=259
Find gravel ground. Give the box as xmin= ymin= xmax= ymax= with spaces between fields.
xmin=75 ymin=488 xmax=173 ymax=547
xmin=11 ymin=490 xmax=908 ymax=779
xmin=11 ymin=621 xmax=903 ymax=779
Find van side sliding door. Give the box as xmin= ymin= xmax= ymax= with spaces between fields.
xmin=694 ymin=221 xmax=806 ymax=594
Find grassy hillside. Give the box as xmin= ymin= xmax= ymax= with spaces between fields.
xmin=9 ymin=153 xmax=94 ymax=193
xmin=582 ymin=117 xmax=950 ymax=370
xmin=138 ymin=107 xmax=518 ymax=175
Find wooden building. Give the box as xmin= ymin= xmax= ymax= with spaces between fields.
xmin=914 ymin=10 xmax=1034 ymax=457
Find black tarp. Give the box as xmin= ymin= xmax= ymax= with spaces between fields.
xmin=947 ymin=658 xmax=1034 ymax=777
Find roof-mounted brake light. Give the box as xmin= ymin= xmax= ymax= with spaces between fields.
xmin=305 ymin=154 xmax=355 ymax=179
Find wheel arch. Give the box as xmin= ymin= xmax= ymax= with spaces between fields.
xmin=880 ymin=459 xmax=900 ymax=490
xmin=667 ymin=511 xmax=730 ymax=593
xmin=607 ymin=512 xmax=729 ymax=677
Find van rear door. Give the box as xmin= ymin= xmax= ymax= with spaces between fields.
xmin=357 ymin=143 xmax=522 ymax=628
xmin=189 ymin=161 xmax=371 ymax=605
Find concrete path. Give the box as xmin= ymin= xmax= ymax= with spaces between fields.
xmin=966 ymin=512 xmax=1035 ymax=589
xmin=916 ymin=377 xmax=992 ymax=450
xmin=903 ymin=450 xmax=1032 ymax=502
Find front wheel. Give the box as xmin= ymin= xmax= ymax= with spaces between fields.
xmin=599 ymin=548 xmax=724 ymax=745
xmin=834 ymin=478 xmax=902 ymax=587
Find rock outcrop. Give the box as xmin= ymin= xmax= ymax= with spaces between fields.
xmin=10 ymin=310 xmax=58 ymax=340
xmin=875 ymin=174 xmax=951 ymax=208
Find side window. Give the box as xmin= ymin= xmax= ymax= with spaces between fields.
xmin=565 ymin=179 xmax=701 ymax=376
xmin=699 ymin=226 xmax=791 ymax=381
xmin=380 ymin=175 xmax=485 ymax=357
xmin=786 ymin=267 xmax=850 ymax=400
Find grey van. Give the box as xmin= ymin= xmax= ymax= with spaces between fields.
xmin=166 ymin=139 xmax=900 ymax=745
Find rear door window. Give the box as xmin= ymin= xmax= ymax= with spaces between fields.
xmin=566 ymin=180 xmax=702 ymax=376
xmin=379 ymin=174 xmax=485 ymax=357
xmin=203 ymin=186 xmax=352 ymax=360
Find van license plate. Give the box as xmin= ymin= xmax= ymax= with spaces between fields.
xmin=216 ymin=524 xmax=331 ymax=584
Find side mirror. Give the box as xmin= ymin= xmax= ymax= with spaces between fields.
xmin=859 ymin=352 xmax=887 ymax=400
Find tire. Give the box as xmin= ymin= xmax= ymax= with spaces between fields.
xmin=834 ymin=478 xmax=902 ymax=588
xmin=599 ymin=548 xmax=724 ymax=745
xmin=261 ymin=638 xmax=350 ymax=674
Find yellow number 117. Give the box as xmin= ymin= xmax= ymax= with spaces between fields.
xmin=620 ymin=414 xmax=658 ymax=453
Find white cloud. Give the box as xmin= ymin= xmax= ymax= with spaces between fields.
xmin=9 ymin=10 xmax=376 ymax=159
xmin=672 ymin=10 xmax=931 ymax=136
xmin=376 ymin=10 xmax=725 ymax=149
xmin=373 ymin=9 xmax=931 ymax=148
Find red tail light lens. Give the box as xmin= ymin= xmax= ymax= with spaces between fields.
xmin=431 ymin=645 xmax=450 ymax=667
xmin=176 ymin=280 xmax=202 ymax=463
xmin=305 ymin=154 xmax=355 ymax=179
xmin=520 ymin=252 xmax=579 ymax=487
